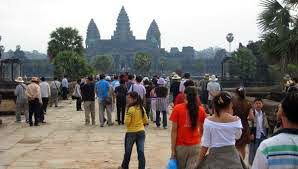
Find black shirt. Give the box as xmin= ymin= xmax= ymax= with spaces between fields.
xmin=155 ymin=86 xmax=168 ymax=98
xmin=115 ymin=84 xmax=127 ymax=104
xmin=81 ymin=83 xmax=95 ymax=101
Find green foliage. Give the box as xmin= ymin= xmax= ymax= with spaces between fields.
xmin=47 ymin=27 xmax=84 ymax=60
xmin=92 ymin=55 xmax=113 ymax=73
xmin=133 ymin=53 xmax=152 ymax=73
xmin=230 ymin=48 xmax=257 ymax=79
xmin=52 ymin=50 xmax=94 ymax=80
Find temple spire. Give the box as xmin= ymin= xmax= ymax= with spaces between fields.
xmin=86 ymin=19 xmax=100 ymax=48
xmin=146 ymin=19 xmax=161 ymax=48
xmin=112 ymin=6 xmax=135 ymax=41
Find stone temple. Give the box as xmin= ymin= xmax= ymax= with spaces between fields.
xmin=85 ymin=6 xmax=162 ymax=72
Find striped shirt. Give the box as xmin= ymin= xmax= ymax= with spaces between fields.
xmin=252 ymin=131 xmax=298 ymax=169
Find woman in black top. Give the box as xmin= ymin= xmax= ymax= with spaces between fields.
xmin=154 ymin=78 xmax=169 ymax=129
xmin=115 ymin=79 xmax=128 ymax=125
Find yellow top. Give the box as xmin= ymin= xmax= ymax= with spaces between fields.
xmin=124 ymin=106 xmax=149 ymax=132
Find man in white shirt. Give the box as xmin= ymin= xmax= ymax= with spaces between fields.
xmin=128 ymin=75 xmax=146 ymax=101
xmin=61 ymin=75 xmax=69 ymax=100
xmin=179 ymin=72 xmax=191 ymax=93
xmin=207 ymin=75 xmax=221 ymax=113
xmin=39 ymin=77 xmax=51 ymax=122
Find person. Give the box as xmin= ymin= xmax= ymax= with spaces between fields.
xmin=50 ymin=77 xmax=61 ymax=107
xmin=128 ymin=75 xmax=146 ymax=102
xmin=170 ymin=87 xmax=207 ymax=169
xmin=26 ymin=77 xmax=42 ymax=126
xmin=179 ymin=72 xmax=191 ymax=93
xmin=206 ymin=75 xmax=221 ymax=113
xmin=233 ymin=87 xmax=254 ymax=159
xmin=14 ymin=77 xmax=29 ymax=123
xmin=198 ymin=92 xmax=245 ymax=169
xmin=198 ymin=74 xmax=209 ymax=105
xmin=39 ymin=77 xmax=50 ymax=123
xmin=174 ymin=80 xmax=201 ymax=106
xmin=81 ymin=76 xmax=96 ymax=125
xmin=112 ymin=75 xmax=120 ymax=90
xmin=252 ymin=91 xmax=298 ymax=169
xmin=114 ymin=79 xmax=128 ymax=125
xmin=170 ymin=74 xmax=181 ymax=104
xmin=248 ymin=98 xmax=269 ymax=165
xmin=119 ymin=92 xmax=149 ymax=169
xmin=154 ymin=78 xmax=169 ymax=129
xmin=73 ymin=79 xmax=83 ymax=111
xmin=143 ymin=79 xmax=153 ymax=120
xmin=126 ymin=74 xmax=135 ymax=90
xmin=96 ymin=74 xmax=114 ymax=127
xmin=61 ymin=75 xmax=69 ymax=100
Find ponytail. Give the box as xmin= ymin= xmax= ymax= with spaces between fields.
xmin=184 ymin=87 xmax=199 ymax=130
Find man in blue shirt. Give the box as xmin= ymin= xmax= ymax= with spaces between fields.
xmin=96 ymin=74 xmax=113 ymax=127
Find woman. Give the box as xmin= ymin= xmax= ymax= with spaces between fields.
xmin=170 ymin=87 xmax=206 ymax=169
xmin=119 ymin=92 xmax=149 ymax=169
xmin=154 ymin=78 xmax=169 ymax=129
xmin=198 ymin=92 xmax=245 ymax=169
xmin=73 ymin=79 xmax=82 ymax=111
xmin=233 ymin=87 xmax=254 ymax=159
xmin=143 ymin=79 xmax=153 ymax=119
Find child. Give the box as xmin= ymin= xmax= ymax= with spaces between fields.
xmin=248 ymin=98 xmax=269 ymax=165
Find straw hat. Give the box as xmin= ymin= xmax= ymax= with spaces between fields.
xmin=209 ymin=75 xmax=218 ymax=81
xmin=283 ymin=74 xmax=291 ymax=80
xmin=172 ymin=74 xmax=181 ymax=80
xmin=31 ymin=77 xmax=39 ymax=82
xmin=157 ymin=78 xmax=166 ymax=85
xmin=15 ymin=77 xmax=24 ymax=83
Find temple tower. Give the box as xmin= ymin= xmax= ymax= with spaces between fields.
xmin=85 ymin=19 xmax=101 ymax=48
xmin=112 ymin=6 xmax=135 ymax=41
xmin=146 ymin=19 xmax=161 ymax=48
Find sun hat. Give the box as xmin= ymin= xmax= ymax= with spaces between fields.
xmin=105 ymin=76 xmax=111 ymax=81
xmin=157 ymin=78 xmax=166 ymax=85
xmin=172 ymin=74 xmax=181 ymax=80
xmin=15 ymin=77 xmax=24 ymax=83
xmin=209 ymin=75 xmax=218 ymax=81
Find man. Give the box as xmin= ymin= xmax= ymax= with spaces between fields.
xmin=179 ymin=72 xmax=191 ymax=93
xmin=128 ymin=75 xmax=146 ymax=102
xmin=50 ymin=77 xmax=61 ymax=107
xmin=96 ymin=74 xmax=113 ymax=127
xmin=81 ymin=76 xmax=96 ymax=125
xmin=112 ymin=75 xmax=120 ymax=90
xmin=26 ymin=77 xmax=42 ymax=126
xmin=170 ymin=74 xmax=181 ymax=103
xmin=126 ymin=74 xmax=135 ymax=90
xmin=206 ymin=75 xmax=221 ymax=113
xmin=252 ymin=91 xmax=298 ymax=169
xmin=198 ymin=74 xmax=209 ymax=105
xmin=61 ymin=75 xmax=69 ymax=100
xmin=14 ymin=77 xmax=29 ymax=123
xmin=39 ymin=77 xmax=50 ymax=122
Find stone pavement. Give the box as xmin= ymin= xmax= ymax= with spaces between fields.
xmin=0 ymin=100 xmax=171 ymax=169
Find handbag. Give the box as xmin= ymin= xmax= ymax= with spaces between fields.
xmin=167 ymin=159 xmax=177 ymax=169
xmin=103 ymin=96 xmax=112 ymax=105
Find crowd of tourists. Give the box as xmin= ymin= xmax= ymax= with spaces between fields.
xmin=13 ymin=72 xmax=297 ymax=169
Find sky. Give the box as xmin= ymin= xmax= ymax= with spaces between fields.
xmin=0 ymin=0 xmax=264 ymax=53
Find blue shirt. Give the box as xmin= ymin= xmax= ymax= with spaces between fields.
xmin=112 ymin=80 xmax=120 ymax=90
xmin=95 ymin=80 xmax=110 ymax=100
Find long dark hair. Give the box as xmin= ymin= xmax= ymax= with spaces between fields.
xmin=127 ymin=92 xmax=145 ymax=117
xmin=184 ymin=87 xmax=198 ymax=130
xmin=235 ymin=87 xmax=245 ymax=100
xmin=213 ymin=92 xmax=233 ymax=116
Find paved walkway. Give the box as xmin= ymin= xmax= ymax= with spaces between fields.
xmin=0 ymin=100 xmax=171 ymax=169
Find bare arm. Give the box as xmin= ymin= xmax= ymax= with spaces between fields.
xmin=171 ymin=122 xmax=178 ymax=159
xmin=248 ymin=109 xmax=254 ymax=121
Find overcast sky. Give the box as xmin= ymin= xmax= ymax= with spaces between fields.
xmin=0 ymin=0 xmax=263 ymax=53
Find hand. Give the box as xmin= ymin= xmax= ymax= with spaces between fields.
xmin=171 ymin=152 xmax=176 ymax=159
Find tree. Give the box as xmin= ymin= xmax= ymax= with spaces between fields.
xmin=52 ymin=50 xmax=94 ymax=80
xmin=133 ymin=53 xmax=152 ymax=73
xmin=92 ymin=55 xmax=113 ymax=73
xmin=258 ymin=0 xmax=298 ymax=74
xmin=230 ymin=48 xmax=257 ymax=80
xmin=47 ymin=27 xmax=84 ymax=60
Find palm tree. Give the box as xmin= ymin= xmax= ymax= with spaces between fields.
xmin=258 ymin=0 xmax=298 ymax=74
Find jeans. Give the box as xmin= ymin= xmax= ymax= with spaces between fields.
xmin=145 ymin=98 xmax=151 ymax=119
xmin=76 ymin=98 xmax=82 ymax=111
xmin=117 ymin=101 xmax=126 ymax=124
xmin=29 ymin=99 xmax=40 ymax=125
xmin=42 ymin=97 xmax=49 ymax=113
xmin=121 ymin=131 xmax=146 ymax=169
xmin=156 ymin=111 xmax=167 ymax=127
xmin=62 ymin=87 xmax=68 ymax=100
xmin=248 ymin=133 xmax=267 ymax=165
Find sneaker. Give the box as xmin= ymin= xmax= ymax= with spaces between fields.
xmin=100 ymin=125 xmax=104 ymax=127
xmin=108 ymin=122 xmax=114 ymax=126
xmin=34 ymin=123 xmax=39 ymax=126
xmin=163 ymin=126 xmax=168 ymax=129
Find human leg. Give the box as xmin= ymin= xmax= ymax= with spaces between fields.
xmin=98 ymin=100 xmax=105 ymax=126
xmin=90 ymin=101 xmax=95 ymax=125
xmin=156 ymin=111 xmax=161 ymax=127
xmin=106 ymin=104 xmax=113 ymax=125
xmin=121 ymin=132 xmax=136 ymax=169
xmin=162 ymin=111 xmax=167 ymax=128
xmin=136 ymin=131 xmax=146 ymax=169
xmin=84 ymin=101 xmax=91 ymax=124
xmin=15 ymin=103 xmax=22 ymax=122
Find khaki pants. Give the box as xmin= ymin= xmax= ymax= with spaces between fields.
xmin=84 ymin=101 xmax=95 ymax=125
xmin=98 ymin=100 xmax=112 ymax=126
xmin=16 ymin=102 xmax=29 ymax=122
xmin=176 ymin=144 xmax=200 ymax=169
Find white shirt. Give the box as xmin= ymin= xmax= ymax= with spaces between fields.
xmin=179 ymin=78 xmax=188 ymax=93
xmin=207 ymin=81 xmax=221 ymax=100
xmin=62 ymin=78 xmax=68 ymax=88
xmin=40 ymin=81 xmax=51 ymax=98
xmin=256 ymin=110 xmax=265 ymax=139
xmin=50 ymin=80 xmax=61 ymax=90
xmin=201 ymin=118 xmax=243 ymax=148
xmin=128 ymin=83 xmax=146 ymax=99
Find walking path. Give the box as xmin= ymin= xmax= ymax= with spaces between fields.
xmin=0 ymin=100 xmax=170 ymax=169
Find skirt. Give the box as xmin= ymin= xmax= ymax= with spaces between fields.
xmin=156 ymin=97 xmax=168 ymax=112
xmin=197 ymin=146 xmax=246 ymax=169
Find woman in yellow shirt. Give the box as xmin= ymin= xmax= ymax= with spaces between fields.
xmin=119 ymin=91 xmax=149 ymax=169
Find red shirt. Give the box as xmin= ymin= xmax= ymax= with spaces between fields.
xmin=174 ymin=93 xmax=201 ymax=106
xmin=170 ymin=103 xmax=206 ymax=146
